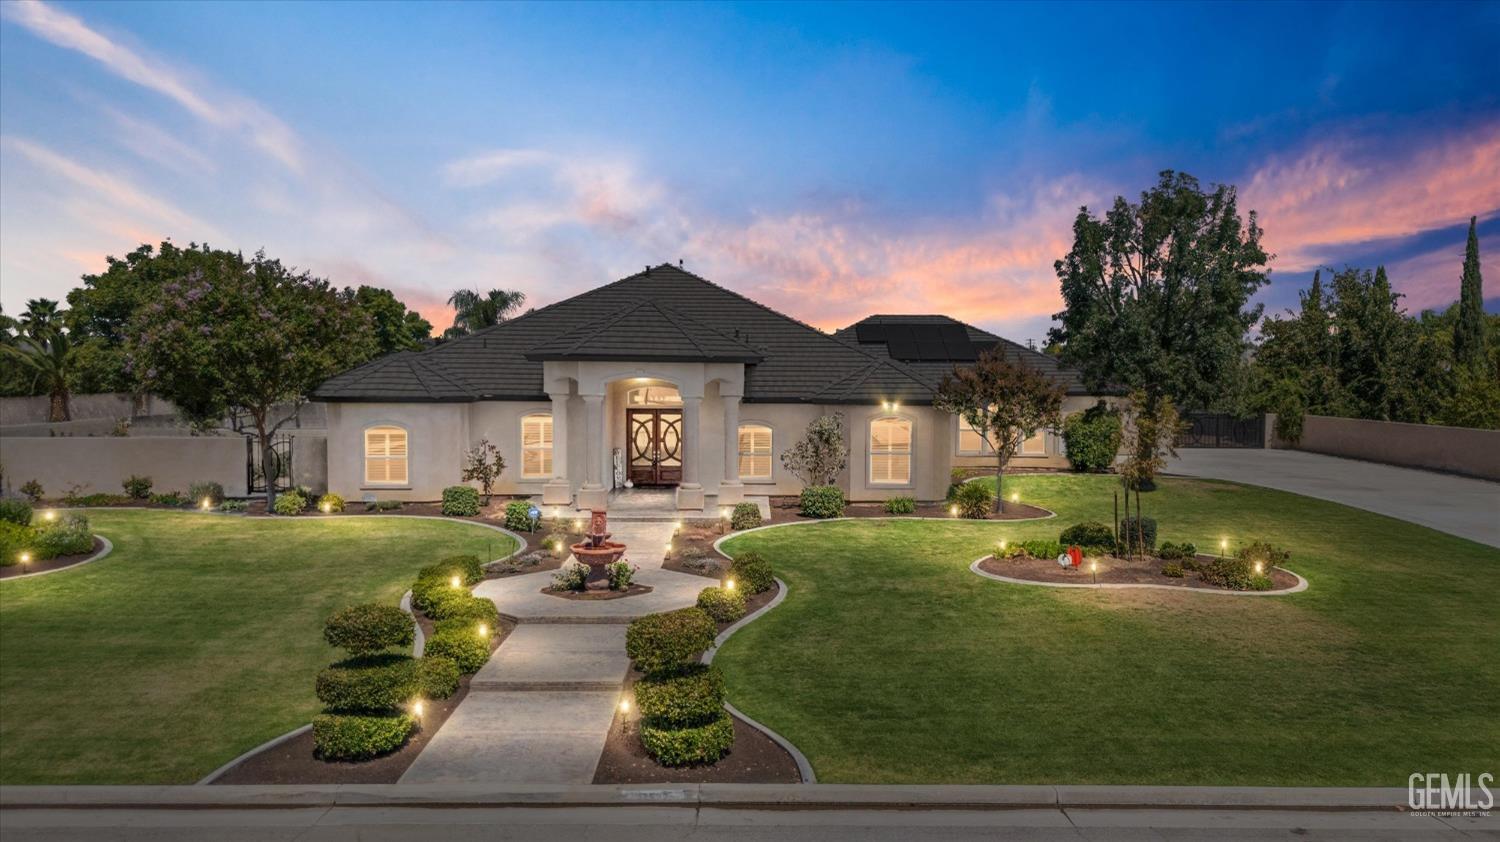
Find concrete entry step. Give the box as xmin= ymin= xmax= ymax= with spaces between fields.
xmin=473 ymin=624 xmax=630 ymax=690
xmin=471 ymin=679 xmax=624 ymax=691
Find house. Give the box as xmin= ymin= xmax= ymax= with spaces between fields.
xmin=312 ymin=264 xmax=1108 ymax=510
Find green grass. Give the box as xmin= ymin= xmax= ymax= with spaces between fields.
xmin=0 ymin=511 xmax=516 ymax=784
xmin=715 ymin=474 xmax=1500 ymax=785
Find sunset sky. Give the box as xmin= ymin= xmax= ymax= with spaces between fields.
xmin=2 ymin=0 xmax=1496 ymax=345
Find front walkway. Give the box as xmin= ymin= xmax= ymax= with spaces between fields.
xmin=400 ymin=520 xmax=704 ymax=784
xmin=1166 ymin=449 xmax=1500 ymax=548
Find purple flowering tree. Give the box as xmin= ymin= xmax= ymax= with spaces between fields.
xmin=125 ymin=251 xmax=374 ymax=509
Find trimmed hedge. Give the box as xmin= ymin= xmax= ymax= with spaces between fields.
xmin=0 ymin=499 xmax=32 ymax=526
xmin=504 ymin=500 xmax=535 ymax=531
xmin=1118 ymin=516 xmax=1158 ymax=553
xmin=883 ymin=496 xmax=916 ymax=515
xmin=418 ymin=655 xmax=461 ymax=699
xmin=1059 ymin=521 xmax=1114 ymax=547
xmin=696 ymin=586 xmax=746 ymax=623
xmin=625 ymin=607 xmax=717 ymax=677
xmin=1061 ymin=403 xmax=1122 ymax=473
xmin=424 ymin=628 xmax=490 ymax=674
xmin=954 ymin=481 xmax=994 ymax=518
xmin=417 ymin=555 xmax=485 ymax=586
xmin=730 ymin=502 xmax=762 ymax=531
xmin=729 ymin=552 xmax=774 ymax=595
xmin=324 ymin=604 xmax=414 ymax=655
xmin=1198 ymin=557 xmax=1256 ymax=590
xmin=640 ymin=711 xmax=735 ymax=766
xmin=634 ymin=664 xmax=725 ymax=727
xmin=798 ymin=485 xmax=845 ymax=519
xmin=312 ymin=712 xmax=415 ymax=761
xmin=424 ymin=593 xmax=500 ymax=628
xmin=441 ymin=485 xmax=481 ymax=517
xmin=411 ymin=574 xmax=469 ymax=612
xmin=315 ymin=654 xmax=420 ymax=712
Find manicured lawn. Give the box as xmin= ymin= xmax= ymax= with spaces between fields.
xmin=715 ymin=474 xmax=1500 ymax=785
xmin=0 ymin=510 xmax=516 ymax=784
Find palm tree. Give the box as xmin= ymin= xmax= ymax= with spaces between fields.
xmin=3 ymin=330 xmax=73 ymax=421
xmin=444 ymin=288 xmax=526 ymax=338
xmin=19 ymin=298 xmax=64 ymax=340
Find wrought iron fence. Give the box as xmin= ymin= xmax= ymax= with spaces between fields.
xmin=1174 ymin=413 xmax=1265 ymax=448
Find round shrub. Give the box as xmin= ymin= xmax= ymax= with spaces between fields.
xmin=504 ymin=500 xmax=535 ymax=531
xmin=1118 ymin=516 xmax=1158 ymax=553
xmin=696 ymin=586 xmax=746 ymax=623
xmin=433 ymin=615 xmax=497 ymax=637
xmin=954 ymin=481 xmax=994 ymax=518
xmin=625 ymin=607 xmax=717 ymax=677
xmin=417 ymin=554 xmax=484 ymax=586
xmin=728 ymin=552 xmax=774 ymax=594
xmin=883 ymin=496 xmax=916 ymax=515
xmin=729 ymin=502 xmax=762 ymax=531
xmin=317 ymin=493 xmax=345 ymax=513
xmin=272 ymin=490 xmax=306 ymax=516
xmin=640 ymin=711 xmax=735 ymax=766
xmin=312 ymin=712 xmax=415 ymax=761
xmin=418 ymin=655 xmax=461 ymax=699
xmin=1062 ymin=403 xmax=1122 ymax=472
xmin=188 ymin=480 xmax=225 ymax=507
xmin=798 ymin=485 xmax=845 ymax=519
xmin=423 ymin=628 xmax=490 ymax=674
xmin=324 ymin=604 xmax=414 ymax=655
xmin=0 ymin=499 xmax=33 ymax=527
xmin=1161 ymin=562 xmax=1184 ymax=578
xmin=33 ymin=513 xmax=93 ymax=557
xmin=411 ymin=575 xmax=469 ymax=613
xmin=315 ymin=654 xmax=420 ymax=712
xmin=1198 ymin=557 xmax=1255 ymax=590
xmin=122 ymin=475 xmax=153 ymax=499
xmin=426 ymin=594 xmax=500 ymax=628
xmin=1059 ymin=521 xmax=1114 ymax=547
xmin=634 ymin=664 xmax=725 ymax=727
xmin=441 ymin=485 xmax=481 ymax=517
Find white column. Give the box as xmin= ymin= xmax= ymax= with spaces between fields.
xmin=719 ymin=393 xmax=744 ymax=505
xmin=542 ymin=392 xmax=571 ymax=505
xmin=676 ymin=394 xmax=706 ymax=511
xmin=576 ymin=393 xmax=608 ymax=511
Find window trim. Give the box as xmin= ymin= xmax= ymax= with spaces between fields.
xmin=1019 ymin=428 xmax=1048 ymax=457
xmin=867 ymin=414 xmax=914 ymax=487
xmin=363 ymin=424 xmax=410 ymax=487
xmin=520 ymin=412 xmax=554 ymax=480
xmin=956 ymin=415 xmax=995 ymax=456
xmin=737 ymin=422 xmax=774 ymax=482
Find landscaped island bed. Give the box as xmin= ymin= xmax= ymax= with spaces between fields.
xmin=975 ymin=554 xmax=1301 ymax=591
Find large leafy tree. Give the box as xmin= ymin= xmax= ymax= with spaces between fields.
xmin=1050 ymin=170 xmax=1270 ymax=413
xmin=934 ymin=349 xmax=1064 ymax=512
xmin=1454 ymin=215 xmax=1487 ymax=372
xmin=126 ymin=251 xmax=375 ymax=507
xmin=350 ymin=286 xmax=433 ymax=353
xmin=443 ymin=288 xmax=526 ymax=339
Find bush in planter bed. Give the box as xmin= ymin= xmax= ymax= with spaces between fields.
xmin=1061 ymin=403 xmax=1122 ymax=473
xmin=504 ymin=500 xmax=535 ymax=531
xmin=1158 ymin=541 xmax=1184 ymax=560
xmin=696 ymin=586 xmax=746 ymax=623
xmin=441 ymin=485 xmax=481 ymax=517
xmin=425 ymin=594 xmax=500 ymax=628
xmin=550 ymin=561 xmax=589 ymax=592
xmin=0 ymin=499 xmax=33 ymax=527
xmin=315 ymin=654 xmax=420 ymax=711
xmin=884 ymin=496 xmax=916 ymax=515
xmin=312 ymin=712 xmax=415 ymax=761
xmin=640 ymin=711 xmax=735 ymax=766
xmin=272 ymin=491 xmax=306 ymax=516
xmin=954 ymin=481 xmax=995 ymax=518
xmin=423 ymin=628 xmax=490 ymax=674
xmin=433 ymin=615 xmax=497 ymax=637
xmin=418 ymin=655 xmax=461 ymax=699
xmin=317 ymin=493 xmax=345 ymax=513
xmin=324 ymin=604 xmax=414 ymax=655
xmin=122 ymin=475 xmax=153 ymax=499
xmin=1198 ymin=557 xmax=1256 ymax=590
xmin=728 ymin=551 xmax=774 ymax=594
xmin=1117 ymin=516 xmax=1157 ymax=553
xmin=1059 ymin=521 xmax=1114 ymax=547
xmin=798 ymin=485 xmax=845 ymax=519
xmin=730 ymin=502 xmax=762 ymax=531
xmin=417 ymin=554 xmax=485 ymax=587
xmin=1235 ymin=540 xmax=1291 ymax=569
xmin=33 ymin=513 xmax=93 ymax=557
xmin=1019 ymin=539 xmax=1063 ymax=560
xmin=150 ymin=491 xmax=187 ymax=507
xmin=188 ymin=481 xmax=224 ymax=507
xmin=626 ymin=607 xmax=717 ymax=677
xmin=1161 ymin=562 xmax=1184 ymax=578
xmin=1 ymin=522 xmax=35 ymax=565
xmin=411 ymin=575 xmax=461 ymax=612
xmin=635 ymin=664 xmax=726 ymax=727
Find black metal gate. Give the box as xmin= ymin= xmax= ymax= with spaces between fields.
xmin=1174 ymin=413 xmax=1265 ymax=448
xmin=247 ymin=434 xmax=295 ymax=493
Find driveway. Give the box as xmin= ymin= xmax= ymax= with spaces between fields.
xmin=1166 ymin=449 xmax=1500 ymax=549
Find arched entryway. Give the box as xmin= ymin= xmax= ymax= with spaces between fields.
xmin=624 ymin=384 xmax=683 ymax=486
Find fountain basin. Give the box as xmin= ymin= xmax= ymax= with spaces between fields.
xmin=570 ymin=540 xmax=627 ymax=588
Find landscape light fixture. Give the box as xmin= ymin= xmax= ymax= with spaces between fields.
xmin=725 ymin=578 xmax=736 ymax=591
xmin=1011 ymin=492 xmax=1019 ymax=504
xmin=320 ymin=502 xmax=331 ymax=514
xmin=1254 ymin=561 xmax=1264 ymax=575
xmin=477 ymin=623 xmax=489 ymax=638
xmin=1091 ymin=560 xmax=1098 ymax=586
xmin=450 ymin=575 xmax=462 ymax=589
xmin=411 ymin=700 xmax=424 ymax=718
xmin=200 ymin=498 xmax=212 ymax=511
xmin=619 ymin=698 xmax=631 ymax=713
xmin=999 ymin=539 xmax=1007 ymax=551
xmin=949 ymin=504 xmax=958 ymax=517
xmin=43 ymin=510 xmax=56 ymax=522
xmin=1220 ymin=538 xmax=1228 ymax=557
xmin=573 ymin=519 xmax=583 ymax=532
xmin=18 ymin=552 xmax=30 ymax=568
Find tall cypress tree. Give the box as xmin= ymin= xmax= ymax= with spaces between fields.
xmin=1454 ymin=216 xmax=1487 ymax=370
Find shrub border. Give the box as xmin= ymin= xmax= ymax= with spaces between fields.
xmin=968 ymin=555 xmax=1309 ymax=596
xmin=0 ymin=535 xmax=113 ymax=581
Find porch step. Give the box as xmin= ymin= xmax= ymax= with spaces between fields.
xmin=470 ymin=679 xmax=623 ymax=692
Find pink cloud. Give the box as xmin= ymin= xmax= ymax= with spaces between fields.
xmin=1382 ymin=232 xmax=1498 ymax=313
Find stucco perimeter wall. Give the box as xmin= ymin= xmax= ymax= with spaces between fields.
xmin=0 ymin=435 xmax=248 ymax=497
xmin=1291 ymin=414 xmax=1500 ymax=481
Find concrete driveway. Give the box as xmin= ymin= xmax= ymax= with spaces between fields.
xmin=1166 ymin=449 xmax=1500 ymax=549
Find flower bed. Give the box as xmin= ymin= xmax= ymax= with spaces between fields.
xmin=976 ymin=553 xmax=1302 ymax=592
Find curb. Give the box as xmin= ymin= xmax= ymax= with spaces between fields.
xmin=0 ymin=535 xmax=113 ymax=581
xmin=194 ymin=725 xmax=313 ymax=786
xmin=969 ymin=556 xmax=1310 ymax=596
xmin=701 ymin=575 xmax=816 ymax=784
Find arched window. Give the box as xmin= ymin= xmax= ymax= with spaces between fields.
xmin=868 ymin=416 xmax=912 ymax=485
xmin=738 ymin=424 xmax=773 ymax=480
xmin=364 ymin=425 xmax=408 ymax=485
xmin=521 ymin=414 xmax=554 ymax=478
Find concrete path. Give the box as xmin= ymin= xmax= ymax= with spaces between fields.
xmin=401 ymin=520 xmax=704 ymax=784
xmin=1167 ymin=449 xmax=1500 ymax=548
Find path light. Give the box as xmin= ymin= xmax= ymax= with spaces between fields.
xmin=674 ymin=520 xmax=682 ymax=533
xmin=1254 ymin=561 xmax=1264 ymax=575
xmin=477 ymin=623 xmax=489 ymax=638
xmin=573 ymin=519 xmax=582 ymax=532
xmin=949 ymin=504 xmax=958 ymax=517
xmin=619 ymin=697 xmax=631 ymax=714
xmin=725 ymin=578 xmax=736 ymax=591
xmin=200 ymin=498 xmax=212 ymax=511
xmin=999 ymin=539 xmax=1008 ymax=551
xmin=450 ymin=575 xmax=462 ymax=589
xmin=18 ymin=552 xmax=30 ymax=568
xmin=1090 ymin=559 xmax=1098 ymax=586
xmin=411 ymin=700 xmax=424 ymax=718
xmin=1011 ymin=492 xmax=1020 ymax=504
xmin=320 ymin=502 xmax=331 ymax=514
xmin=1219 ymin=538 xmax=1228 ymax=557
xmin=43 ymin=510 xmax=56 ymax=522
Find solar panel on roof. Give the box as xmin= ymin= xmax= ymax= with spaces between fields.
xmin=915 ymin=327 xmax=947 ymax=360
xmin=886 ymin=327 xmax=919 ymax=359
xmin=854 ymin=323 xmax=888 ymax=343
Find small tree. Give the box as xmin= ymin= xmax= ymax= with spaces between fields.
xmin=934 ymin=349 xmax=1064 ymax=513
xmin=461 ymin=438 xmax=506 ymax=504
xmin=781 ymin=414 xmax=848 ymax=487
xmin=1119 ymin=392 xmax=1182 ymax=491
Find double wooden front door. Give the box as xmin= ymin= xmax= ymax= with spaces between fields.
xmin=627 ymin=408 xmax=683 ymax=486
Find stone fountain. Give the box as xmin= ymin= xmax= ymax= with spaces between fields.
xmin=569 ymin=509 xmax=627 ymax=590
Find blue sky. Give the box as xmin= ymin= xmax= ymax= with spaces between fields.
xmin=2 ymin=0 xmax=1496 ymax=344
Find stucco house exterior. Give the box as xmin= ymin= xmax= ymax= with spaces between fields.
xmin=312 ymin=264 xmax=1109 ymax=511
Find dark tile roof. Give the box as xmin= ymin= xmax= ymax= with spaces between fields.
xmin=314 ymin=265 xmax=1101 ymax=403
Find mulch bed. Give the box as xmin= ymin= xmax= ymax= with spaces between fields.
xmin=541 ymin=583 xmax=654 ymax=600
xmin=977 ymin=554 xmax=1300 ymax=591
xmin=766 ymin=496 xmax=1052 ymax=523
xmin=209 ymin=610 xmax=510 ymax=784
xmin=0 ymin=536 xmax=106 ymax=579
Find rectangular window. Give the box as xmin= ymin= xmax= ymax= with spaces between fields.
xmin=957 ymin=417 xmax=993 ymax=454
xmin=1020 ymin=429 xmax=1047 ymax=456
xmin=364 ymin=426 xmax=408 ymax=485
xmin=738 ymin=424 xmax=773 ymax=480
xmin=869 ymin=417 xmax=912 ymax=485
xmin=522 ymin=415 xmax=553 ymax=478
